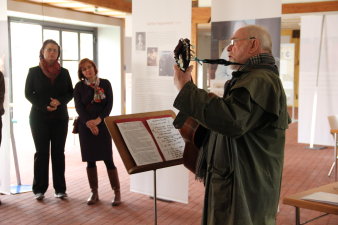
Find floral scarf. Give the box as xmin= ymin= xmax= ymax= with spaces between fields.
xmin=84 ymin=77 xmax=106 ymax=103
xmin=39 ymin=59 xmax=61 ymax=83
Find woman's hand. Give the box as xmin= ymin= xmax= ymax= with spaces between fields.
xmin=86 ymin=117 xmax=102 ymax=128
xmin=47 ymin=105 xmax=57 ymax=111
xmin=89 ymin=126 xmax=99 ymax=136
xmin=86 ymin=117 xmax=102 ymax=136
xmin=47 ymin=98 xmax=60 ymax=111
xmin=50 ymin=98 xmax=61 ymax=107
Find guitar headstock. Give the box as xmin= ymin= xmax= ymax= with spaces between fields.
xmin=174 ymin=38 xmax=193 ymax=72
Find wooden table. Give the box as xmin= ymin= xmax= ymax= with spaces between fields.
xmin=283 ymin=182 xmax=338 ymax=225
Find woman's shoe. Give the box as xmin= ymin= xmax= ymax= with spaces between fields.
xmin=107 ymin=168 xmax=122 ymax=207
xmin=35 ymin=193 xmax=45 ymax=201
xmin=86 ymin=167 xmax=99 ymax=205
xmin=54 ymin=193 xmax=68 ymax=199
xmin=87 ymin=192 xmax=99 ymax=205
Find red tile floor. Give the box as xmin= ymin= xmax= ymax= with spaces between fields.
xmin=1 ymin=121 xmax=338 ymax=225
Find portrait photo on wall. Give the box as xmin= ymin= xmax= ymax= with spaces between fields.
xmin=136 ymin=32 xmax=146 ymax=51
xmin=210 ymin=17 xmax=281 ymax=80
xmin=147 ymin=47 xmax=158 ymax=66
xmin=158 ymin=51 xmax=175 ymax=76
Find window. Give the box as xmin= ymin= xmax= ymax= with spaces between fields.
xmin=9 ymin=18 xmax=97 ymax=152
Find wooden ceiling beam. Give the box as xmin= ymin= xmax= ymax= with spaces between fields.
xmin=75 ymin=0 xmax=131 ymax=13
xmin=192 ymin=7 xmax=211 ymax=24
xmin=282 ymin=1 xmax=338 ymax=14
xmin=190 ymin=1 xmax=338 ymax=23
xmin=74 ymin=1 xmax=338 ymax=15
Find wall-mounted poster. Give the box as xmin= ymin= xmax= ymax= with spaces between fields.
xmin=159 ymin=51 xmax=175 ymax=77
xmin=136 ymin=32 xmax=146 ymax=51
xmin=147 ymin=47 xmax=158 ymax=66
xmin=131 ymin=0 xmax=191 ymax=204
xmin=280 ymin=43 xmax=295 ymax=107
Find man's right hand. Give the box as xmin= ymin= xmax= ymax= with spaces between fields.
xmin=173 ymin=65 xmax=193 ymax=91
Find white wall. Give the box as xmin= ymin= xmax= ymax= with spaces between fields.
xmin=212 ymin=0 xmax=281 ymax=22
xmin=0 ymin=0 xmax=11 ymax=194
xmin=98 ymin=27 xmax=122 ymax=116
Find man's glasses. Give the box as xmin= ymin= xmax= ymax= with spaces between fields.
xmin=225 ymin=37 xmax=256 ymax=46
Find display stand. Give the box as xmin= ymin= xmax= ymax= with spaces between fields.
xmin=9 ymin=108 xmax=32 ymax=194
xmin=329 ymin=129 xmax=338 ymax=181
xmin=153 ymin=169 xmax=158 ymax=225
xmin=307 ymin=15 xmax=325 ymax=151
xmin=105 ymin=110 xmax=184 ymax=225
xmin=105 ymin=110 xmax=183 ymax=174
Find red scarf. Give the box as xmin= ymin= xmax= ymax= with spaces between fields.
xmin=39 ymin=59 xmax=61 ymax=83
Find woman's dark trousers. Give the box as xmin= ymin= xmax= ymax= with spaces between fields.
xmin=30 ymin=118 xmax=68 ymax=194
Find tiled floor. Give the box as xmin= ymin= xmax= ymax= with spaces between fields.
xmin=1 ymin=121 xmax=338 ymax=225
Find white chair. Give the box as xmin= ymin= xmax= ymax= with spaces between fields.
xmin=327 ymin=115 xmax=338 ymax=180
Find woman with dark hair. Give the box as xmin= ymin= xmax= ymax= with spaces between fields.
xmin=74 ymin=58 xmax=121 ymax=206
xmin=25 ymin=39 xmax=73 ymax=201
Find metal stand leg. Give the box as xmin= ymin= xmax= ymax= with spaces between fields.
xmin=10 ymin=118 xmax=21 ymax=186
xmin=9 ymin=108 xmax=32 ymax=194
xmin=328 ymin=162 xmax=335 ymax=176
xmin=296 ymin=207 xmax=300 ymax=225
xmin=295 ymin=206 xmax=329 ymax=225
xmin=335 ymin=133 xmax=338 ymax=181
xmin=153 ymin=169 xmax=157 ymax=225
xmin=328 ymin=133 xmax=337 ymax=180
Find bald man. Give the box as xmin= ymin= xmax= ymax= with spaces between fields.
xmin=173 ymin=25 xmax=290 ymax=225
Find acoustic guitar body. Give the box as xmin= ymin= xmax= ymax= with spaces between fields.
xmin=182 ymin=142 xmax=200 ymax=173
xmin=179 ymin=117 xmax=208 ymax=173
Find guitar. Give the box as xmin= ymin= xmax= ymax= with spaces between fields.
xmin=174 ymin=38 xmax=192 ymax=72
xmin=179 ymin=116 xmax=209 ymax=173
xmin=173 ymin=38 xmax=243 ymax=173
xmin=173 ymin=38 xmax=207 ymax=173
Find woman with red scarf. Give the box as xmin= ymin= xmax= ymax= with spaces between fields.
xmin=25 ymin=39 xmax=73 ymax=201
xmin=74 ymin=58 xmax=121 ymax=206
